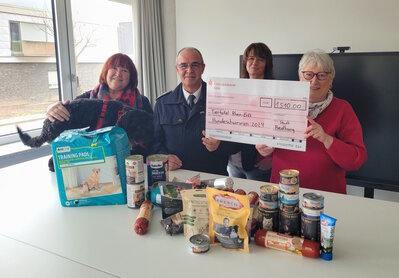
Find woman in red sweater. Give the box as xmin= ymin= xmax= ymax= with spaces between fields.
xmin=256 ymin=49 xmax=367 ymax=194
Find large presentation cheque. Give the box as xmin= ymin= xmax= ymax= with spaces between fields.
xmin=205 ymin=77 xmax=310 ymax=151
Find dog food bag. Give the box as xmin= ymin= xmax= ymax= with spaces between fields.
xmin=181 ymin=189 xmax=209 ymax=238
xmin=207 ymin=187 xmax=250 ymax=252
xmin=51 ymin=126 xmax=131 ymax=207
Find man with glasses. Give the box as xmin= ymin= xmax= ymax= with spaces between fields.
xmin=152 ymin=47 xmax=238 ymax=175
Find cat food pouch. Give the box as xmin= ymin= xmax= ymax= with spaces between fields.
xmin=207 ymin=187 xmax=250 ymax=252
xmin=181 ymin=189 xmax=209 ymax=238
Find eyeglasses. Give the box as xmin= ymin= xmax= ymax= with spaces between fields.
xmin=177 ymin=62 xmax=202 ymax=70
xmin=302 ymin=71 xmax=331 ymax=81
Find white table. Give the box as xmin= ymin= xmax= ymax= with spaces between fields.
xmin=1 ymin=156 xmax=398 ymax=278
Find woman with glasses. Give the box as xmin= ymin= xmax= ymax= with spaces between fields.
xmin=227 ymin=42 xmax=275 ymax=181
xmin=256 ymin=49 xmax=367 ymax=194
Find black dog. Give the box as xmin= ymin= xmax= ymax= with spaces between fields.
xmin=16 ymin=98 xmax=154 ymax=170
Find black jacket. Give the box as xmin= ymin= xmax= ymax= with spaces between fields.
xmin=152 ymin=82 xmax=239 ymax=175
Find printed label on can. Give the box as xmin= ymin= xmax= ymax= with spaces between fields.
xmin=302 ymin=206 xmax=324 ymax=219
xmin=279 ymin=201 xmax=300 ymax=213
xmin=125 ymin=155 xmax=145 ymax=184
xmin=260 ymin=184 xmax=279 ymax=202
xmin=279 ymin=211 xmax=301 ymax=236
xmin=189 ymin=234 xmax=210 ymax=253
xmin=259 ymin=198 xmax=278 ymax=210
xmin=302 ymin=192 xmax=324 ymax=209
xmin=279 ymin=191 xmax=299 ymax=204
xmin=146 ymin=154 xmax=169 ymax=191
xmin=279 ymin=183 xmax=300 ymax=194
xmin=127 ymin=182 xmax=145 ymax=209
xmin=258 ymin=208 xmax=279 ymax=232
xmin=301 ymin=214 xmax=320 ymax=242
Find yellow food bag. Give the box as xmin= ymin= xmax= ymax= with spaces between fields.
xmin=207 ymin=187 xmax=250 ymax=252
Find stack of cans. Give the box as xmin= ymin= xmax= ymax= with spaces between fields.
xmin=301 ymin=192 xmax=324 ymax=242
xmin=125 ymin=155 xmax=145 ymax=209
xmin=278 ymin=169 xmax=301 ymax=236
xmin=257 ymin=184 xmax=279 ymax=232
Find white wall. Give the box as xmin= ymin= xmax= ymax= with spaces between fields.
xmin=175 ymin=0 xmax=399 ymax=81
xmin=167 ymin=0 xmax=399 ymax=202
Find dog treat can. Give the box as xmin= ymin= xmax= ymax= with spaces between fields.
xmin=127 ymin=182 xmax=145 ymax=209
xmin=303 ymin=192 xmax=324 ymax=209
xmin=279 ymin=169 xmax=299 ymax=185
xmin=146 ymin=154 xmax=169 ymax=191
xmin=125 ymin=155 xmax=144 ymax=184
xmin=260 ymin=184 xmax=279 ymax=202
xmin=189 ymin=234 xmax=210 ymax=254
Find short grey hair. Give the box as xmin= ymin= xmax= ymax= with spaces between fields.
xmin=176 ymin=47 xmax=204 ymax=65
xmin=298 ymin=49 xmax=335 ymax=79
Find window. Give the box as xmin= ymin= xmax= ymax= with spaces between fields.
xmin=0 ymin=0 xmax=135 ymax=161
xmin=9 ymin=21 xmax=22 ymax=53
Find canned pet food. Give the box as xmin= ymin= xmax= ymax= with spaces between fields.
xmin=279 ymin=169 xmax=299 ymax=185
xmin=279 ymin=182 xmax=300 ymax=194
xmin=279 ymin=191 xmax=299 ymax=204
xmin=303 ymin=192 xmax=324 ymax=209
xmin=125 ymin=155 xmax=144 ymax=184
xmin=301 ymin=213 xmax=320 ymax=242
xmin=279 ymin=210 xmax=301 ymax=236
xmin=279 ymin=201 xmax=300 ymax=213
xmin=189 ymin=234 xmax=210 ymax=253
xmin=258 ymin=208 xmax=279 ymax=232
xmin=260 ymin=184 xmax=279 ymax=202
xmin=302 ymin=206 xmax=324 ymax=219
xmin=146 ymin=154 xmax=169 ymax=191
xmin=127 ymin=182 xmax=145 ymax=209
xmin=258 ymin=198 xmax=278 ymax=210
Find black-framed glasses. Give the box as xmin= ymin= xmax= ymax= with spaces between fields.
xmin=302 ymin=71 xmax=331 ymax=81
xmin=177 ymin=62 xmax=202 ymax=70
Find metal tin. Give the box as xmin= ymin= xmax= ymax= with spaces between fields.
xmin=301 ymin=213 xmax=320 ymax=242
xmin=302 ymin=206 xmax=324 ymax=219
xmin=260 ymin=184 xmax=279 ymax=202
xmin=258 ymin=207 xmax=279 ymax=232
xmin=125 ymin=155 xmax=144 ymax=184
xmin=279 ymin=201 xmax=300 ymax=213
xmin=259 ymin=198 xmax=278 ymax=210
xmin=279 ymin=191 xmax=299 ymax=204
xmin=303 ymin=192 xmax=324 ymax=209
xmin=279 ymin=169 xmax=299 ymax=185
xmin=279 ymin=183 xmax=300 ymax=194
xmin=279 ymin=210 xmax=301 ymax=236
xmin=189 ymin=234 xmax=210 ymax=253
xmin=146 ymin=154 xmax=169 ymax=191
xmin=127 ymin=182 xmax=145 ymax=209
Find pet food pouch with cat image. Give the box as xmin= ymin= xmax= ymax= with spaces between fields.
xmin=52 ymin=126 xmax=130 ymax=207
xmin=207 ymin=187 xmax=250 ymax=252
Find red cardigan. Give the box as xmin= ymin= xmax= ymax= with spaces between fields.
xmin=270 ymin=97 xmax=367 ymax=194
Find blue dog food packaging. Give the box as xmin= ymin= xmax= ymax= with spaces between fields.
xmin=51 ymin=126 xmax=131 ymax=207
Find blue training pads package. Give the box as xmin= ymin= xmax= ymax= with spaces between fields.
xmin=51 ymin=126 xmax=130 ymax=207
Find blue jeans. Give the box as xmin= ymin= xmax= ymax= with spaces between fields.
xmin=227 ymin=161 xmax=271 ymax=182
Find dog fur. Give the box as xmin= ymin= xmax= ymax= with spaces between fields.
xmin=16 ymin=98 xmax=154 ymax=171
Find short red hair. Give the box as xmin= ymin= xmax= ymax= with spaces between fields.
xmin=99 ymin=53 xmax=138 ymax=90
